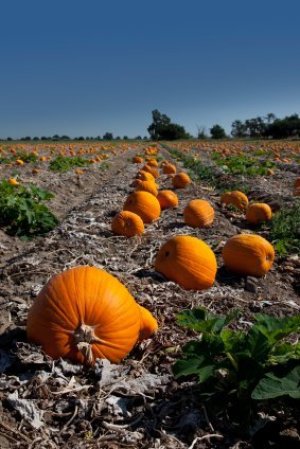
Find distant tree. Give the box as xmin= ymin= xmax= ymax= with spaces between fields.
xmin=123 ymin=135 xmax=128 ymax=140
xmin=6 ymin=137 xmax=13 ymax=141
xmin=33 ymin=136 xmax=39 ymax=141
xmin=135 ymin=135 xmax=142 ymax=140
xmin=210 ymin=124 xmax=226 ymax=139
xmin=143 ymin=136 xmax=148 ymax=140
xmin=76 ymin=136 xmax=85 ymax=141
xmin=148 ymin=109 xmax=189 ymax=140
xmin=115 ymin=136 xmax=121 ymax=140
xmin=265 ymin=113 xmax=276 ymax=124
xmin=103 ymin=132 xmax=113 ymax=140
xmin=231 ymin=120 xmax=248 ymax=138
xmin=41 ymin=136 xmax=48 ymax=140
xmin=61 ymin=135 xmax=70 ymax=140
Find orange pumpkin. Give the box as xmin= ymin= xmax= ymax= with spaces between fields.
xmin=184 ymin=199 xmax=215 ymax=228
xmin=157 ymin=190 xmax=179 ymax=210
xmin=123 ymin=191 xmax=161 ymax=223
xmin=162 ymin=162 xmax=176 ymax=175
xmin=135 ymin=180 xmax=158 ymax=197
xmin=246 ymin=203 xmax=272 ymax=225
xmin=147 ymin=158 xmax=159 ymax=168
xmin=220 ymin=191 xmax=248 ymax=211
xmin=155 ymin=235 xmax=217 ymax=290
xmin=172 ymin=172 xmax=191 ymax=189
xmin=222 ymin=234 xmax=275 ymax=277
xmin=8 ymin=177 xmax=19 ymax=186
xmin=136 ymin=170 xmax=156 ymax=182
xmin=141 ymin=164 xmax=159 ymax=179
xmin=133 ymin=156 xmax=143 ymax=164
xmin=111 ymin=210 xmax=144 ymax=237
xmin=27 ymin=266 xmax=158 ymax=364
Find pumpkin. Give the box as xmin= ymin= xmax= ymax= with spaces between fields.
xmin=294 ymin=178 xmax=300 ymax=189
xmin=141 ymin=164 xmax=159 ymax=179
xmin=123 ymin=191 xmax=161 ymax=223
xmin=147 ymin=158 xmax=159 ymax=168
xmin=136 ymin=170 xmax=156 ymax=182
xmin=8 ymin=177 xmax=19 ymax=186
xmin=246 ymin=203 xmax=272 ymax=225
xmin=162 ymin=163 xmax=176 ymax=175
xmin=155 ymin=235 xmax=217 ymax=290
xmin=184 ymin=199 xmax=215 ymax=228
xmin=16 ymin=159 xmax=24 ymax=166
xmin=220 ymin=191 xmax=248 ymax=211
xmin=157 ymin=190 xmax=179 ymax=210
xmin=133 ymin=156 xmax=143 ymax=164
xmin=222 ymin=234 xmax=275 ymax=277
xmin=111 ymin=210 xmax=144 ymax=237
xmin=172 ymin=172 xmax=191 ymax=189
xmin=27 ymin=266 xmax=158 ymax=365
xmin=135 ymin=180 xmax=158 ymax=197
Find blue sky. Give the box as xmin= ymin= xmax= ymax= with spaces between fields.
xmin=1 ymin=0 xmax=299 ymax=138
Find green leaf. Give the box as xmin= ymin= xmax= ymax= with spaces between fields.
xmin=252 ymin=366 xmax=300 ymax=400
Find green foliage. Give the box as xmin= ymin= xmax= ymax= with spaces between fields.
xmin=0 ymin=180 xmax=58 ymax=236
xmin=15 ymin=151 xmax=38 ymax=163
xmin=174 ymin=308 xmax=300 ymax=407
xmin=169 ymin=149 xmax=216 ymax=184
xmin=270 ymin=201 xmax=300 ymax=256
xmin=49 ymin=155 xmax=89 ymax=172
xmin=148 ymin=109 xmax=189 ymax=140
xmin=210 ymin=124 xmax=226 ymax=139
xmin=212 ymin=152 xmax=275 ymax=176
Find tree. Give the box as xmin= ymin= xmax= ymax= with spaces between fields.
xmin=103 ymin=132 xmax=113 ymax=140
xmin=197 ymin=126 xmax=208 ymax=139
xmin=210 ymin=124 xmax=226 ymax=139
xmin=147 ymin=109 xmax=189 ymax=140
xmin=231 ymin=120 xmax=247 ymax=138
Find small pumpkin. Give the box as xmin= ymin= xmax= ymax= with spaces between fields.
xmin=16 ymin=159 xmax=25 ymax=166
xmin=136 ymin=170 xmax=156 ymax=182
xmin=184 ymin=199 xmax=215 ymax=228
xmin=141 ymin=164 xmax=159 ymax=179
xmin=133 ymin=156 xmax=143 ymax=164
xmin=172 ymin=172 xmax=191 ymax=189
xmin=135 ymin=179 xmax=158 ymax=197
xmin=246 ymin=203 xmax=272 ymax=225
xmin=162 ymin=162 xmax=176 ymax=175
xmin=8 ymin=177 xmax=19 ymax=186
xmin=27 ymin=266 xmax=158 ymax=365
xmin=147 ymin=158 xmax=159 ymax=168
xmin=157 ymin=190 xmax=179 ymax=210
xmin=222 ymin=234 xmax=275 ymax=277
xmin=220 ymin=191 xmax=248 ymax=211
xmin=123 ymin=191 xmax=161 ymax=223
xmin=111 ymin=210 xmax=144 ymax=237
xmin=155 ymin=235 xmax=217 ymax=290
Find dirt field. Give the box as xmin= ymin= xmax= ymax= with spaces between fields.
xmin=0 ymin=142 xmax=299 ymax=449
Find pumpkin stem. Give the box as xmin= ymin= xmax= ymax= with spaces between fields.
xmin=73 ymin=323 xmax=101 ymax=365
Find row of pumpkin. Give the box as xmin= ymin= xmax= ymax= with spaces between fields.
xmin=26 ymin=146 xmax=276 ymax=366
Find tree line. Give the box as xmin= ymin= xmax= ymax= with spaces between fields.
xmin=2 ymin=110 xmax=300 ymax=142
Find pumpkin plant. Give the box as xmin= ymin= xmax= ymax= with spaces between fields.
xmin=174 ymin=308 xmax=300 ymax=425
xmin=27 ymin=266 xmax=158 ymax=365
xmin=0 ymin=180 xmax=58 ymax=236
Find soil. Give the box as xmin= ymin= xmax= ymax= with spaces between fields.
xmin=0 ymin=144 xmax=299 ymax=449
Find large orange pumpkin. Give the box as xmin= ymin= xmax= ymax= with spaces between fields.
xmin=136 ymin=170 xmax=156 ymax=182
xmin=123 ymin=191 xmax=161 ymax=223
xmin=132 ymin=156 xmax=143 ymax=164
xmin=222 ymin=234 xmax=275 ymax=277
xmin=111 ymin=211 xmax=144 ymax=237
xmin=246 ymin=203 xmax=272 ymax=225
xmin=220 ymin=191 xmax=249 ymax=211
xmin=27 ymin=266 xmax=158 ymax=364
xmin=157 ymin=190 xmax=179 ymax=210
xmin=172 ymin=172 xmax=191 ymax=189
xmin=155 ymin=235 xmax=217 ymax=290
xmin=184 ymin=199 xmax=215 ymax=228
